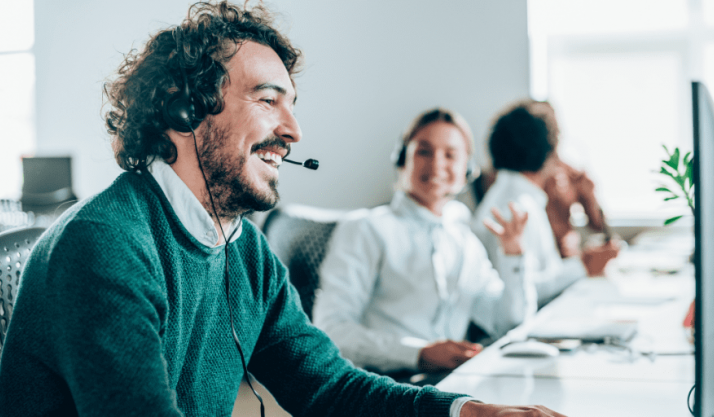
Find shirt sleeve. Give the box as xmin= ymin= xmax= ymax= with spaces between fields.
xmin=468 ymin=240 xmax=537 ymax=339
xmin=450 ymin=397 xmax=481 ymax=417
xmin=312 ymin=218 xmax=424 ymax=372
xmin=528 ymin=254 xmax=587 ymax=307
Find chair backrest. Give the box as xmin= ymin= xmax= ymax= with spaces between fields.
xmin=0 ymin=227 xmax=45 ymax=352
xmin=262 ymin=205 xmax=354 ymax=320
xmin=20 ymin=156 xmax=76 ymax=206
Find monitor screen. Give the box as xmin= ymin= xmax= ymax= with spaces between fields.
xmin=693 ymin=81 xmax=714 ymax=417
xmin=21 ymin=157 xmax=73 ymax=194
xmin=20 ymin=156 xmax=76 ymax=206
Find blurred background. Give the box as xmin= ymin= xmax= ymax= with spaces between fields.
xmin=1 ymin=0 xmax=709 ymax=230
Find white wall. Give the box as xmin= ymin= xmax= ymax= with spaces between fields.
xmin=34 ymin=0 xmax=529 ymax=210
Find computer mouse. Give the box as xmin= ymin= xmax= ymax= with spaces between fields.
xmin=500 ymin=340 xmax=560 ymax=358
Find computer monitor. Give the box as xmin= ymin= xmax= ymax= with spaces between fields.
xmin=20 ymin=156 xmax=76 ymax=207
xmin=693 ymin=81 xmax=714 ymax=417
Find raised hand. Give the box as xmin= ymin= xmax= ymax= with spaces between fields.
xmin=483 ymin=202 xmax=529 ymax=255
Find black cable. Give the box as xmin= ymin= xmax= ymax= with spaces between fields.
xmin=688 ymin=384 xmax=695 ymax=416
xmin=190 ymin=128 xmax=265 ymax=417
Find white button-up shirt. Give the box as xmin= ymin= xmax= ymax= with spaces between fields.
xmin=472 ymin=170 xmax=587 ymax=307
xmin=147 ymin=160 xmax=242 ymax=246
xmin=313 ymin=191 xmax=536 ymax=373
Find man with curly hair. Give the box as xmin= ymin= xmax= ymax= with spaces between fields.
xmin=0 ymin=2 xmax=565 ymax=417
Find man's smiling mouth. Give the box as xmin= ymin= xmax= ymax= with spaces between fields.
xmin=252 ymin=137 xmax=290 ymax=169
xmin=256 ymin=150 xmax=283 ymax=168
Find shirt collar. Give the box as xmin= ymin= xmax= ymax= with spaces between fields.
xmin=390 ymin=190 xmax=469 ymax=226
xmin=148 ymin=160 xmax=242 ymax=247
xmin=497 ymin=169 xmax=549 ymax=208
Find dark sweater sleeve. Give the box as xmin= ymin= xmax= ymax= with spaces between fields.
xmin=45 ymin=220 xmax=181 ymax=416
xmin=247 ymin=251 xmax=466 ymax=417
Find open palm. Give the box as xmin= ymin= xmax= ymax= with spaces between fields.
xmin=482 ymin=202 xmax=528 ymax=255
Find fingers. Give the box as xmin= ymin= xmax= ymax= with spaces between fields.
xmin=534 ymin=405 xmax=568 ymax=417
xmin=508 ymin=202 xmax=523 ymax=221
xmin=491 ymin=206 xmax=508 ymax=226
xmin=483 ymin=217 xmax=505 ymax=237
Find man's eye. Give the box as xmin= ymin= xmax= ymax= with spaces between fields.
xmin=416 ymin=149 xmax=432 ymax=156
xmin=262 ymin=98 xmax=276 ymax=105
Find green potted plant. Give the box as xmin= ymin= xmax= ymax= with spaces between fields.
xmin=656 ymin=145 xmax=694 ymax=225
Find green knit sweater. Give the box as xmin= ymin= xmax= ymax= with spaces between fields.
xmin=0 ymin=171 xmax=466 ymax=416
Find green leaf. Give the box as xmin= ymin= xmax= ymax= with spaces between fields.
xmin=673 ymin=174 xmax=686 ymax=188
xmin=664 ymin=195 xmax=679 ymax=201
xmin=655 ymin=187 xmax=672 ymax=192
xmin=684 ymin=151 xmax=692 ymax=166
xmin=660 ymin=166 xmax=675 ymax=178
xmin=664 ymin=148 xmax=680 ymax=170
xmin=664 ymin=215 xmax=683 ymax=225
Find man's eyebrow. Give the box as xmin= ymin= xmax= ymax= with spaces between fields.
xmin=252 ymin=83 xmax=297 ymax=105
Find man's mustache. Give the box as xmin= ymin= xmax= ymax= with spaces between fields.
xmin=251 ymin=136 xmax=291 ymax=159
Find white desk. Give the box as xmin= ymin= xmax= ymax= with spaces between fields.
xmin=438 ymin=232 xmax=696 ymax=417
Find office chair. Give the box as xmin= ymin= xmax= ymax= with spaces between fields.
xmin=0 ymin=227 xmax=45 ymax=352
xmin=262 ymin=205 xmax=358 ymax=320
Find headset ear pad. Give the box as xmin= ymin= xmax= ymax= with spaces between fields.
xmin=391 ymin=140 xmax=407 ymax=168
xmin=162 ymin=88 xmax=206 ymax=133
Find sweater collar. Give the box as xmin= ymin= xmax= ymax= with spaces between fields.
xmin=147 ymin=160 xmax=242 ymax=247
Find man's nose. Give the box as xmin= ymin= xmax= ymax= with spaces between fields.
xmin=275 ymin=108 xmax=302 ymax=144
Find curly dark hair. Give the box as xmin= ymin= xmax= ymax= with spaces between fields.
xmin=489 ymin=104 xmax=553 ymax=172
xmin=104 ymin=1 xmax=302 ymax=171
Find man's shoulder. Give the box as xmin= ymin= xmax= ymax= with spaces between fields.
xmin=42 ymin=172 xmax=163 ymax=250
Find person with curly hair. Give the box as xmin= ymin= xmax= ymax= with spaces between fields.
xmin=0 ymin=2 xmax=565 ymax=417
xmin=472 ymin=102 xmax=619 ymax=308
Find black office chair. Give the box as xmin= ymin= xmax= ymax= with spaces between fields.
xmin=0 ymin=227 xmax=45 ymax=353
xmin=262 ymin=205 xmax=352 ymax=320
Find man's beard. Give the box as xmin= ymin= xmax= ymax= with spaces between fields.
xmin=198 ymin=117 xmax=281 ymax=221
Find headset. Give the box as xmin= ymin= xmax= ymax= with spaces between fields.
xmin=162 ymin=29 xmax=207 ymax=133
xmin=163 ymin=26 xmax=318 ymax=417
xmin=163 ymin=26 xmax=267 ymax=416
xmin=390 ymin=136 xmax=478 ymax=180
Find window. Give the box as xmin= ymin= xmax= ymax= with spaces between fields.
xmin=528 ymin=0 xmax=711 ymax=221
xmin=0 ymin=1 xmax=35 ymax=200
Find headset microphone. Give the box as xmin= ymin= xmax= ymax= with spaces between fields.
xmin=283 ymin=158 xmax=319 ymax=170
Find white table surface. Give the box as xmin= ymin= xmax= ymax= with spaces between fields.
xmin=437 ymin=231 xmax=696 ymax=417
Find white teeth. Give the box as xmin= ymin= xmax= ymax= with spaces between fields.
xmin=256 ymin=151 xmax=282 ymax=167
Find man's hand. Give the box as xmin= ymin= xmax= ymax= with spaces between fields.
xmin=417 ymin=340 xmax=482 ymax=373
xmin=581 ymin=240 xmax=619 ymax=276
xmin=460 ymin=402 xmax=567 ymax=417
xmin=483 ymin=202 xmax=528 ymax=255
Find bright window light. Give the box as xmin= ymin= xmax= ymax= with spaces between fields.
xmin=0 ymin=0 xmax=34 ymax=52
xmin=0 ymin=1 xmax=35 ymax=200
xmin=528 ymin=0 xmax=707 ymax=219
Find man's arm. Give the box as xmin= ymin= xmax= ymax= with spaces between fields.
xmin=43 ymin=221 xmax=179 ymax=416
